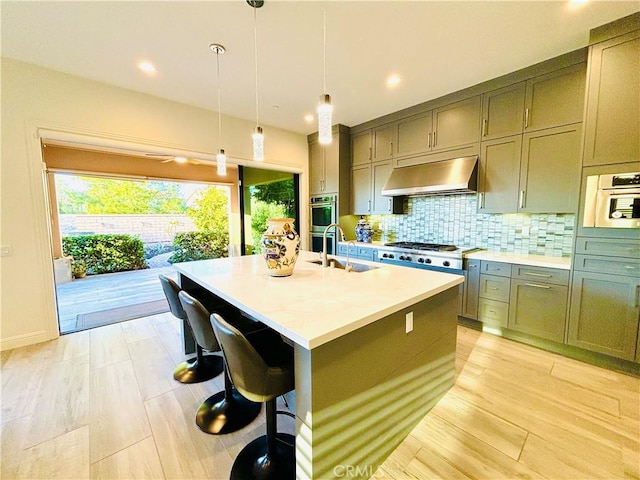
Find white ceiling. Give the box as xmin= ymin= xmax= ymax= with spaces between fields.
xmin=2 ymin=1 xmax=639 ymax=136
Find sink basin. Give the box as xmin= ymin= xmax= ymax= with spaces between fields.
xmin=307 ymin=259 xmax=379 ymax=273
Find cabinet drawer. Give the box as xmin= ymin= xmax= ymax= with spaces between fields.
xmin=337 ymin=243 xmax=357 ymax=256
xmin=511 ymin=264 xmax=569 ymax=286
xmin=478 ymin=298 xmax=509 ymax=327
xmin=481 ymin=261 xmax=511 ymax=277
xmin=575 ymin=237 xmax=640 ymax=258
xmin=574 ymin=254 xmax=640 ymax=278
xmin=356 ymin=247 xmax=374 ymax=261
xmin=479 ymin=274 xmax=511 ymax=302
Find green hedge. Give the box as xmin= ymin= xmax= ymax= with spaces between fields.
xmin=62 ymin=234 xmax=147 ymax=275
xmin=170 ymin=231 xmax=229 ymax=263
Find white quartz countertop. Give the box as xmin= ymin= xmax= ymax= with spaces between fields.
xmin=465 ymin=251 xmax=571 ymax=270
xmin=174 ymin=250 xmax=463 ymax=350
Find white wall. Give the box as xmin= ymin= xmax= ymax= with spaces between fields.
xmin=0 ymin=58 xmax=309 ymax=350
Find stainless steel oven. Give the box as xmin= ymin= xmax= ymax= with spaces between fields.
xmin=584 ymin=172 xmax=640 ymax=228
xmin=310 ymin=195 xmax=337 ymax=253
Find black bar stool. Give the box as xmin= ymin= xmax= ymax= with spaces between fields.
xmin=178 ymin=291 xmax=262 ymax=435
xmin=211 ymin=312 xmax=295 ymax=480
xmin=159 ymin=274 xmax=223 ymax=383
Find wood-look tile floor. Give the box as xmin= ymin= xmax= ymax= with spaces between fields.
xmin=1 ymin=318 xmax=638 ymax=479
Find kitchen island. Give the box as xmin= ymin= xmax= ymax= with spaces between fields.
xmin=174 ymin=250 xmax=463 ymax=479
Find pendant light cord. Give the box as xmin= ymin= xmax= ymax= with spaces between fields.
xmin=323 ymin=8 xmax=326 ymax=94
xmin=216 ymin=51 xmax=222 ymax=149
xmin=254 ymin=6 xmax=260 ymax=127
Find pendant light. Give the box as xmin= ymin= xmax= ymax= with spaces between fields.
xmin=317 ymin=8 xmax=333 ymax=145
xmin=210 ymin=43 xmax=227 ymax=176
xmin=248 ymin=0 xmax=264 ymax=161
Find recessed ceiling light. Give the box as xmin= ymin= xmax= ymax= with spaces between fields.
xmin=174 ymin=156 xmax=188 ymax=163
xmin=387 ymin=75 xmax=401 ymax=88
xmin=568 ymin=0 xmax=588 ymax=9
xmin=138 ymin=61 xmax=156 ymax=74
xmin=304 ymin=114 xmax=314 ymax=122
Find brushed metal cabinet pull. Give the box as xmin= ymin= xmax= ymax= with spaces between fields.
xmin=525 ymin=283 xmax=551 ymax=289
xmin=368 ymin=147 xmax=372 ymax=161
xmin=389 ymin=142 xmax=393 ymax=156
xmin=388 ymin=198 xmax=392 ymax=212
xmin=524 ymin=108 xmax=530 ymax=128
xmin=525 ymin=272 xmax=552 ymax=278
xmin=433 ymin=130 xmax=437 ymax=147
xmin=482 ymin=118 xmax=488 ymax=137
xmin=428 ymin=132 xmax=432 ymax=148
xmin=368 ymin=200 xmax=371 ymax=212
xmin=478 ymin=192 xmax=485 ymax=209
xmin=519 ymin=190 xmax=526 ymax=209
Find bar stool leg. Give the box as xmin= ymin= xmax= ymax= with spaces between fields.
xmin=195 ymin=362 xmax=262 ymax=435
xmin=229 ymin=398 xmax=295 ymax=480
xmin=173 ymin=345 xmax=223 ymax=383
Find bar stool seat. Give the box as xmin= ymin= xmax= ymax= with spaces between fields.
xmin=179 ymin=291 xmax=261 ymax=435
xmin=211 ymin=312 xmax=295 ymax=480
xmin=159 ymin=274 xmax=223 ymax=383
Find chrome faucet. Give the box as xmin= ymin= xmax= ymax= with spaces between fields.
xmin=322 ymin=223 xmax=345 ymax=267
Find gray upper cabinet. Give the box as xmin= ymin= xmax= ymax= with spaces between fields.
xmin=479 ymin=135 xmax=522 ymax=213
xmin=582 ymin=29 xmax=640 ymax=166
xmin=524 ymin=63 xmax=586 ymax=132
xmin=518 ymin=123 xmax=582 ymax=213
xmin=351 ymin=130 xmax=372 ymax=166
xmin=395 ymin=113 xmax=432 ymax=158
xmin=309 ymin=139 xmax=339 ymax=195
xmin=432 ymin=96 xmax=481 ymax=152
xmin=481 ymin=83 xmax=526 ymax=141
xmin=371 ymin=161 xmax=398 ymax=214
xmin=351 ymin=164 xmax=371 ymax=215
xmin=373 ymin=124 xmax=396 ymax=161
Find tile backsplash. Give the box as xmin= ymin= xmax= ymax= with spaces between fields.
xmin=368 ymin=194 xmax=575 ymax=257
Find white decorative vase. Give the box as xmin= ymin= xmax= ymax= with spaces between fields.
xmin=261 ymin=218 xmax=300 ymax=277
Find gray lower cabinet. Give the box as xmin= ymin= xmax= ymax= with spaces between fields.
xmin=478 ymin=261 xmax=511 ymax=327
xmin=509 ymin=279 xmax=568 ymax=343
xmin=568 ymin=270 xmax=640 ymax=361
xmin=337 ymin=243 xmax=375 ymax=261
xmin=461 ymin=259 xmax=480 ymax=320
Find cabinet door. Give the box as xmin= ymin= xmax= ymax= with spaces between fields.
xmin=524 ymin=63 xmax=586 ymax=132
xmin=509 ymin=279 xmax=568 ymax=343
xmin=373 ymin=124 xmax=396 ymax=161
xmin=479 ymin=274 xmax=511 ymax=302
xmin=309 ymin=141 xmax=325 ymax=195
xmin=351 ymin=165 xmax=371 ymax=215
xmin=371 ymin=161 xmax=394 ymax=214
xmin=479 ymin=135 xmax=522 ymax=213
xmin=583 ymin=31 xmax=640 ymax=166
xmin=462 ymin=259 xmax=480 ymax=319
xmin=323 ymin=140 xmax=340 ymax=193
xmin=396 ymin=112 xmax=432 ymax=158
xmin=432 ymin=96 xmax=481 ymax=152
xmin=519 ymin=124 xmax=582 ymax=213
xmin=481 ymin=82 xmax=525 ymax=140
xmin=352 ymin=130 xmax=372 ymax=166
xmin=568 ymin=271 xmax=640 ymax=361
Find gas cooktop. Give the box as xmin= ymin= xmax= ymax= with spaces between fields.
xmin=384 ymin=242 xmax=458 ymax=252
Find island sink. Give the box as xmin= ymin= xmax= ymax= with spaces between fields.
xmin=306 ymin=258 xmax=379 ymax=272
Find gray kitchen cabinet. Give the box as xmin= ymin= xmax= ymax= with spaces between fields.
xmin=478 ymin=261 xmax=511 ymax=328
xmin=351 ymin=164 xmax=372 ymax=214
xmin=568 ymin=270 xmax=640 ymax=361
xmin=509 ymin=264 xmax=569 ymax=343
xmin=432 ymin=96 xmax=481 ymax=152
xmin=396 ymin=113 xmax=432 ymax=158
xmin=337 ymin=243 xmax=375 ymax=261
xmin=524 ymin=63 xmax=586 ymax=133
xmin=372 ymin=161 xmax=395 ymax=214
xmin=461 ymin=259 xmax=480 ymax=320
xmin=309 ymin=133 xmax=342 ymax=195
xmin=582 ymin=29 xmax=640 ymax=167
xmin=309 ymin=140 xmax=326 ymax=195
xmin=481 ymin=82 xmax=526 ymax=141
xmin=373 ymin=124 xmax=396 ymax=161
xmin=351 ymin=130 xmax=372 ymax=166
xmin=518 ymin=123 xmax=582 ymax=213
xmin=478 ymin=135 xmax=522 ymax=213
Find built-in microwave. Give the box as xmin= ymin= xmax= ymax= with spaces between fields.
xmin=583 ymin=172 xmax=640 ymax=228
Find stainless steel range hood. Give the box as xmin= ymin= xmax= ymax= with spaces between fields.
xmin=382 ymin=156 xmax=478 ymax=196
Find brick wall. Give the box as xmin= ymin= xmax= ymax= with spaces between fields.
xmin=59 ymin=214 xmax=197 ymax=244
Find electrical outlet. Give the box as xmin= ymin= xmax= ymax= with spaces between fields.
xmin=0 ymin=245 xmax=12 ymax=257
xmin=406 ymin=311 xmax=413 ymax=333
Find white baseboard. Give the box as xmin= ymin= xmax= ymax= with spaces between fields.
xmin=1 ymin=330 xmax=50 ymax=351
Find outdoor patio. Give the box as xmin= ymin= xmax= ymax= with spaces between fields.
xmin=56 ymin=264 xmax=178 ymax=334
